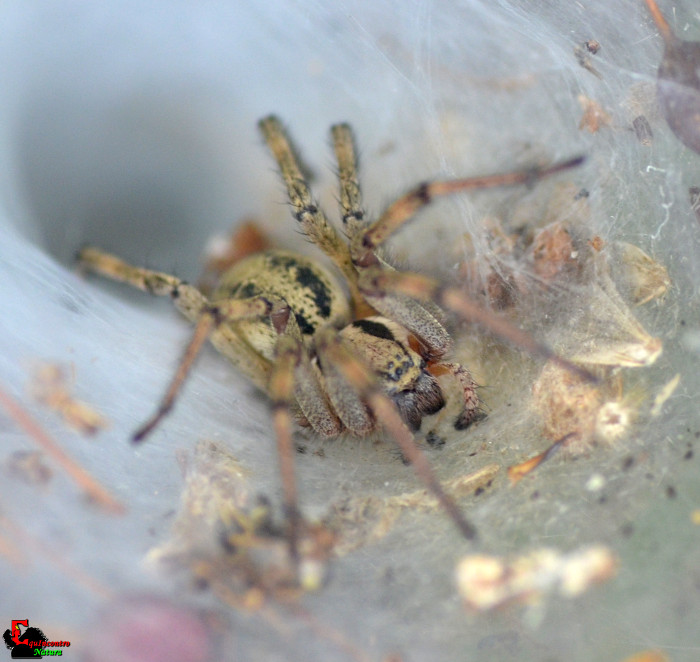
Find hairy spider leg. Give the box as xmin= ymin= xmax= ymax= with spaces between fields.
xmin=426 ymin=361 xmax=485 ymax=430
xmin=352 ymin=155 xmax=585 ymax=266
xmin=332 ymin=121 xmax=459 ymax=351
xmin=267 ymin=331 xmax=304 ymax=562
xmin=80 ymin=244 xmax=340 ymax=563
xmin=365 ymin=270 xmax=596 ymax=383
xmin=314 ymin=326 xmax=477 ymax=540
xmin=330 ymin=122 xmax=366 ymax=237
xmin=132 ymin=314 xmax=216 ymax=441
xmin=332 ymin=122 xmax=485 ymax=425
xmin=259 ymin=116 xmax=365 ymax=313
xmin=645 ymin=0 xmax=672 ymax=43
xmin=330 ymin=142 xmax=592 ymax=380
xmin=77 ymin=248 xmax=277 ymax=439
xmin=265 ymin=306 xmax=351 ymax=563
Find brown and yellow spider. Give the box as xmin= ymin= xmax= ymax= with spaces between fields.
xmin=78 ymin=116 xmax=585 ymax=558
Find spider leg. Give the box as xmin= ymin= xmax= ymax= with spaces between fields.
xmin=292 ymin=351 xmax=342 ymax=438
xmin=267 ymin=332 xmax=303 ymax=562
xmin=267 ymin=307 xmax=345 ymax=567
xmin=334 ymin=125 xmax=452 ymax=345
xmin=330 ymin=122 xmax=378 ymax=318
xmin=364 ymin=269 xmax=597 ymax=382
xmin=428 ymin=361 xmax=485 ymax=430
xmin=132 ymin=313 xmax=215 ymax=441
xmin=78 ymin=246 xmax=208 ymax=320
xmin=314 ymin=328 xmax=374 ymax=436
xmin=335 ymin=151 xmax=591 ymax=377
xmin=315 ymin=326 xmax=477 ymax=540
xmin=77 ymin=247 xmax=278 ymax=438
xmin=331 ymin=122 xmax=366 ymax=236
xmin=129 ymin=293 xmax=276 ymax=441
xmin=269 ymin=303 xmax=343 ymax=438
xmin=259 ymin=116 xmax=363 ymax=307
xmin=350 ymin=156 xmax=584 ymax=267
xmin=358 ymin=281 xmax=453 ymax=360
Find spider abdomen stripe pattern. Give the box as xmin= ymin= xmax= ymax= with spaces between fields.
xmin=213 ymin=249 xmax=350 ymax=361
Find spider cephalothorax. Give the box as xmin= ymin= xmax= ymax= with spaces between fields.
xmin=339 ymin=317 xmax=447 ymax=432
xmin=78 ymin=115 xmax=584 ymax=554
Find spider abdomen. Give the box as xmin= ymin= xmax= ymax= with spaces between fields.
xmin=213 ymin=249 xmax=351 ymax=361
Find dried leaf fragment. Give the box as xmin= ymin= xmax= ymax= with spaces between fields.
xmin=30 ymin=363 xmax=109 ymax=436
xmin=507 ymin=433 xmax=573 ymax=483
xmin=585 ymin=40 xmax=600 ymax=55
xmin=608 ymin=242 xmax=671 ymax=306
xmin=531 ymin=362 xmax=631 ymax=449
xmin=578 ymin=95 xmax=612 ymax=133
xmin=456 ymin=546 xmax=617 ymax=611
xmin=650 ymin=373 xmax=681 ymax=417
xmin=632 ymin=115 xmax=654 ymax=146
xmin=0 ymin=384 xmax=124 ymax=514
xmin=561 ymin=270 xmax=662 ymax=367
xmin=5 ymin=450 xmax=53 ymax=485
xmin=531 ymin=222 xmax=578 ymax=281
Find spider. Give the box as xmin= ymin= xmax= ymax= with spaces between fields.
xmin=78 ymin=116 xmax=585 ymax=560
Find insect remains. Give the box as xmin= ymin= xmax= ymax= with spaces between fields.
xmin=78 ymin=116 xmax=584 ymax=565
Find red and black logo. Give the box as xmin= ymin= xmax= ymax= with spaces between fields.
xmin=3 ymin=620 xmax=70 ymax=658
